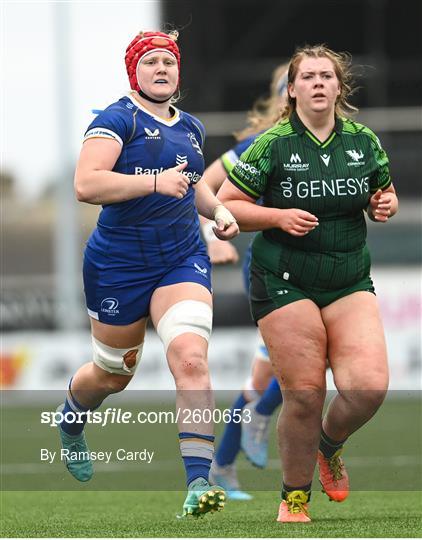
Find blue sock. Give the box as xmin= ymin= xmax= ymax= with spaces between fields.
xmin=59 ymin=379 xmax=100 ymax=436
xmin=216 ymin=392 xmax=247 ymax=466
xmin=255 ymin=377 xmax=283 ymax=416
xmin=179 ymin=432 xmax=215 ymax=486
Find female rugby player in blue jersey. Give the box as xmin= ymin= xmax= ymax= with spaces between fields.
xmin=57 ymin=29 xmax=238 ymax=519
xmin=219 ymin=44 xmax=398 ymax=522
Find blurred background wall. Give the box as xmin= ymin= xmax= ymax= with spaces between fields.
xmin=1 ymin=0 xmax=421 ymax=391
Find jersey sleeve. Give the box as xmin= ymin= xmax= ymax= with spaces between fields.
xmin=365 ymin=128 xmax=392 ymax=193
xmin=228 ymin=132 xmax=274 ymax=199
xmin=183 ymin=113 xmax=206 ymax=151
xmin=83 ymin=103 xmax=133 ymax=147
xmin=191 ymin=118 xmax=206 ymax=149
xmin=221 ymin=135 xmax=257 ymax=174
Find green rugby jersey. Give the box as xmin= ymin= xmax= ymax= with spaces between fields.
xmin=228 ymin=112 xmax=392 ymax=290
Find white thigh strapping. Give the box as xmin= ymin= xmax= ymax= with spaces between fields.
xmin=92 ymin=336 xmax=143 ymax=376
xmin=156 ymin=300 xmax=213 ymax=353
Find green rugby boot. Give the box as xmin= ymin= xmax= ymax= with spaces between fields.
xmin=179 ymin=477 xmax=226 ymax=518
xmin=57 ymin=405 xmax=93 ymax=482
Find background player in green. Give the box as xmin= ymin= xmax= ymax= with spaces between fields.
xmin=218 ymin=44 xmax=398 ymax=522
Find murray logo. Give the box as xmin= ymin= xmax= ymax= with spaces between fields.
xmin=100 ymin=298 xmax=120 ymax=315
xmin=320 ymin=154 xmax=331 ymax=166
xmin=144 ymin=127 xmax=160 ymax=139
xmin=283 ymin=152 xmax=309 ymax=171
xmin=346 ymin=149 xmax=365 ymax=166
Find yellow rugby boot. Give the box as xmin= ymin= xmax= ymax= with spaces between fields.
xmin=277 ymin=490 xmax=311 ymax=523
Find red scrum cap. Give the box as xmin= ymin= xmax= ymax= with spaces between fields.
xmin=125 ymin=31 xmax=181 ymax=93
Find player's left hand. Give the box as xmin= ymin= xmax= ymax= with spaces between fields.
xmin=369 ymin=189 xmax=395 ymax=222
xmin=213 ymin=205 xmax=239 ymax=240
xmin=213 ymin=221 xmax=239 ymax=240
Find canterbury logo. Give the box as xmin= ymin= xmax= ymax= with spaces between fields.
xmin=346 ymin=149 xmax=364 ymax=161
xmin=194 ymin=263 xmax=207 ymax=274
xmin=290 ymin=153 xmax=301 ymax=163
xmin=144 ymin=128 xmax=160 ymax=137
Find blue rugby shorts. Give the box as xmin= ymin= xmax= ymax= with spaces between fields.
xmin=83 ymin=248 xmax=212 ymax=325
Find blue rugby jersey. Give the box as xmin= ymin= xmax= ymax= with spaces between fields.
xmin=83 ymin=93 xmax=206 ymax=269
xmin=219 ymin=133 xmax=262 ymax=294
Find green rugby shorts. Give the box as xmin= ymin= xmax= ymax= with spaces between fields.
xmin=249 ymin=261 xmax=375 ymax=323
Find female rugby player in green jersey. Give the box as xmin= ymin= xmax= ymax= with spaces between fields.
xmin=218 ymin=44 xmax=398 ymax=522
xmin=200 ymin=64 xmax=289 ymax=499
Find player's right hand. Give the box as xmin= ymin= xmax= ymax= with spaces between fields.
xmin=278 ymin=208 xmax=319 ymax=236
xmin=207 ymin=240 xmax=239 ymax=264
xmin=155 ymin=161 xmax=190 ymax=199
xmin=368 ymin=189 xmax=393 ymax=222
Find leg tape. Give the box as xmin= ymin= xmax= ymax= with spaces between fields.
xmin=156 ymin=300 xmax=213 ymax=353
xmin=92 ymin=336 xmax=143 ymax=376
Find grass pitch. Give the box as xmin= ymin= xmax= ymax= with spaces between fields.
xmin=1 ymin=395 xmax=421 ymax=537
xmin=2 ymin=490 xmax=421 ymax=537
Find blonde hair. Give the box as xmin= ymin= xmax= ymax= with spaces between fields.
xmin=234 ymin=63 xmax=289 ymax=141
xmin=281 ymin=44 xmax=358 ymax=120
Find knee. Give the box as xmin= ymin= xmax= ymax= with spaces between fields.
xmin=283 ymin=384 xmax=326 ymax=418
xmin=169 ymin=336 xmax=209 ymax=384
xmin=92 ymin=336 xmax=143 ymax=376
xmin=336 ymin=369 xmax=389 ymax=412
xmin=364 ymin=388 xmax=388 ymax=412
xmin=341 ymin=386 xmax=388 ymax=413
